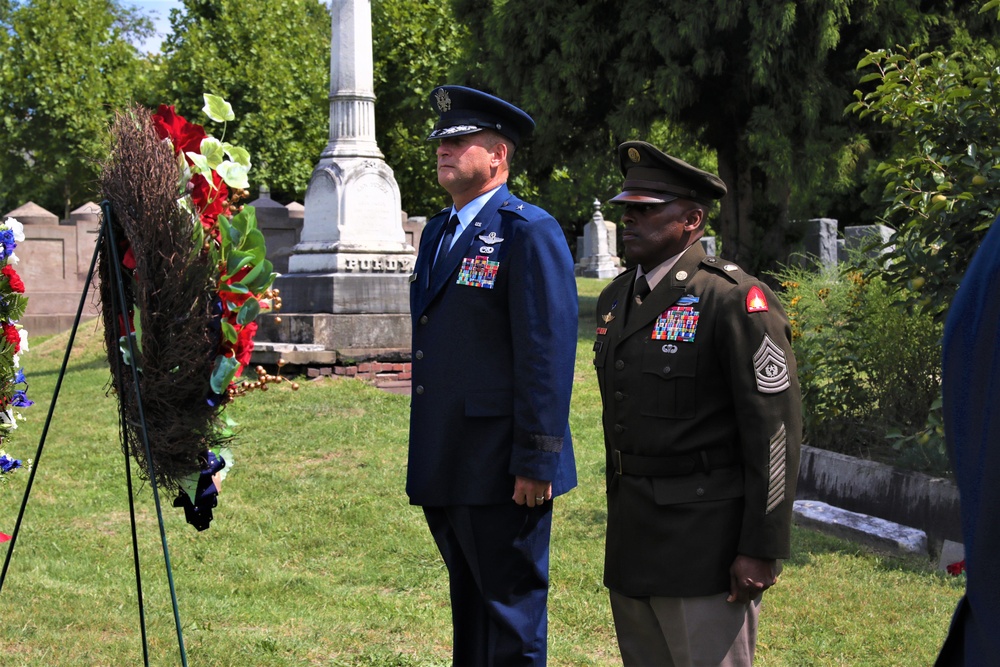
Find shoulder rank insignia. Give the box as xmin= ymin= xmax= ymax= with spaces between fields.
xmin=746 ymin=285 xmax=769 ymax=313
xmin=753 ymin=334 xmax=790 ymax=393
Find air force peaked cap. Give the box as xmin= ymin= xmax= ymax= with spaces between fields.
xmin=426 ymin=85 xmax=535 ymax=147
xmin=609 ymin=141 xmax=727 ymax=205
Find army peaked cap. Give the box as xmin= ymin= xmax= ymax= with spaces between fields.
xmin=426 ymin=85 xmax=535 ymax=147
xmin=609 ymin=141 xmax=727 ymax=205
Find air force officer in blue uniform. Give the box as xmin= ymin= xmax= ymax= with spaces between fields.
xmin=407 ymin=85 xmax=578 ymax=666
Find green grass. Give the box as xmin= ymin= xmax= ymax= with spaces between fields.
xmin=0 ymin=286 xmax=964 ymax=666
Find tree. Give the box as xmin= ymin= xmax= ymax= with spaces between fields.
xmin=450 ymin=0 xmax=961 ymax=274
xmin=0 ymin=0 xmax=152 ymax=218
xmin=849 ymin=38 xmax=1000 ymax=317
xmin=371 ymin=0 xmax=468 ymax=219
xmin=157 ymin=0 xmax=331 ymax=204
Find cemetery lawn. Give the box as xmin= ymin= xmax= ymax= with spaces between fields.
xmin=0 ymin=280 xmax=963 ymax=666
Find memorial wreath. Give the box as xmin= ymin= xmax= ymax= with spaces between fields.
xmin=0 ymin=215 xmax=32 ymax=541
xmin=99 ymin=95 xmax=293 ymax=530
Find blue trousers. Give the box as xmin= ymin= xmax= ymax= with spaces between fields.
xmin=424 ymin=502 xmax=553 ymax=666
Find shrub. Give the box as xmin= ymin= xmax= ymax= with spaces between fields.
xmin=849 ymin=43 xmax=1000 ymax=319
xmin=775 ymin=255 xmax=948 ymax=474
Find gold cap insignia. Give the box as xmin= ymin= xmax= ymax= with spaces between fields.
xmin=434 ymin=88 xmax=452 ymax=112
xmin=628 ymin=147 xmax=641 ymax=163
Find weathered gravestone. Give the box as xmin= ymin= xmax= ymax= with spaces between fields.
xmin=257 ymin=0 xmax=412 ymax=361
xmin=575 ymin=200 xmax=622 ymax=279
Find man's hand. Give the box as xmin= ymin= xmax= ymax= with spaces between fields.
xmin=727 ymin=555 xmax=779 ymax=604
xmin=513 ymin=476 xmax=552 ymax=507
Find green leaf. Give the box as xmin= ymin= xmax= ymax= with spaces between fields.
xmin=190 ymin=217 xmax=205 ymax=254
xmin=186 ymin=151 xmax=212 ymax=175
xmin=223 ymin=143 xmax=252 ymax=167
xmin=213 ymin=446 xmax=234 ymax=482
xmin=236 ymin=257 xmax=268 ymax=288
xmin=230 ymin=206 xmax=258 ymax=236
xmin=210 ymin=355 xmax=240 ymax=394
xmin=221 ymin=320 xmax=238 ymax=345
xmin=118 ymin=335 xmax=133 ymax=367
xmin=132 ymin=304 xmax=143 ymax=354
xmin=237 ymin=297 xmax=260 ymax=325
xmin=241 ymin=259 xmax=276 ymax=294
xmin=216 ymin=161 xmax=250 ymax=189
xmin=241 ymin=228 xmax=267 ymax=261
xmin=225 ymin=282 xmax=250 ymax=295
xmin=216 ymin=213 xmax=236 ymax=246
xmin=199 ymin=137 xmax=225 ymax=169
xmin=177 ymin=471 xmax=199 ymax=504
xmin=203 ymin=93 xmax=235 ymax=122
xmin=226 ymin=250 xmax=254 ymax=277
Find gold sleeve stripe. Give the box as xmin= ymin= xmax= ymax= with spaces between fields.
xmin=766 ymin=422 xmax=787 ymax=515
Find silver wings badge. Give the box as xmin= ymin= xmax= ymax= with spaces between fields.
xmin=478 ymin=231 xmax=504 ymax=244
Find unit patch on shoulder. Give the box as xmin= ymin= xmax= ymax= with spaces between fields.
xmin=753 ymin=334 xmax=790 ymax=393
xmin=746 ymin=285 xmax=769 ymax=313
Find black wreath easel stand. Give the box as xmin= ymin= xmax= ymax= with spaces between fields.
xmin=0 ymin=201 xmax=188 ymax=666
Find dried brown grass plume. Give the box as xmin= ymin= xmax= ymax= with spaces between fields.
xmin=98 ymin=104 xmax=229 ymax=490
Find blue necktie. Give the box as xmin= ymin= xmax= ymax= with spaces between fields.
xmin=434 ymin=214 xmax=460 ymax=270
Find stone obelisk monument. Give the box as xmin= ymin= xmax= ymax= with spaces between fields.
xmin=270 ymin=0 xmax=413 ymax=358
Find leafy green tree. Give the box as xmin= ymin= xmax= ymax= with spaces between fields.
xmin=157 ymin=0 xmax=331 ymax=204
xmin=450 ymin=0 xmax=966 ymax=274
xmin=0 ymin=0 xmax=152 ymax=218
xmin=372 ymin=0 xmax=468 ymax=219
xmin=849 ymin=38 xmax=1000 ymax=317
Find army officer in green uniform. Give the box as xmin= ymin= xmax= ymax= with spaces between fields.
xmin=593 ymin=141 xmax=802 ymax=666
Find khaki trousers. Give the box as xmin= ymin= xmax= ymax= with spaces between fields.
xmin=610 ymin=590 xmax=760 ymax=667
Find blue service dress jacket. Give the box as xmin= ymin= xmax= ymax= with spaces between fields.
xmin=937 ymin=215 xmax=1000 ymax=666
xmin=406 ymin=184 xmax=578 ymax=507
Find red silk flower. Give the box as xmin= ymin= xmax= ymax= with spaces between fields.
xmin=119 ymin=240 xmax=137 ymax=270
xmin=2 ymin=265 xmax=24 ymax=293
xmin=190 ymin=169 xmax=230 ymax=229
xmin=3 ymin=322 xmax=20 ymax=352
xmin=233 ymin=321 xmax=258 ymax=368
xmin=219 ymin=266 xmax=253 ymax=309
xmin=151 ymin=104 xmax=207 ymax=158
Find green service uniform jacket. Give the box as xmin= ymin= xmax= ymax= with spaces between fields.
xmin=593 ymin=242 xmax=802 ymax=598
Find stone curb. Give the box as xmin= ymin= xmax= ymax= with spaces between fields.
xmin=793 ymin=499 xmax=928 ymax=557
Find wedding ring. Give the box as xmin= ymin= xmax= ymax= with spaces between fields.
xmin=535 ymin=496 xmax=545 ymax=502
